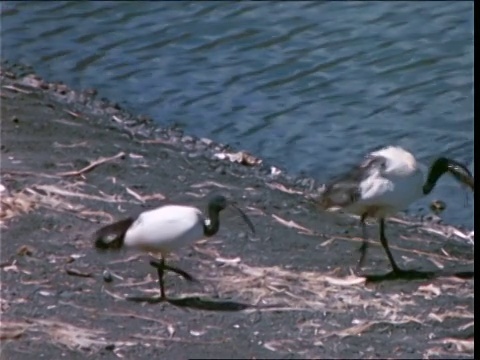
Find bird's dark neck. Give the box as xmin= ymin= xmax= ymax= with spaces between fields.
xmin=203 ymin=210 xmax=220 ymax=237
xmin=423 ymin=157 xmax=474 ymax=195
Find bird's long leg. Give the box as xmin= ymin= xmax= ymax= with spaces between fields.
xmin=356 ymin=213 xmax=369 ymax=270
xmin=163 ymin=264 xmax=196 ymax=282
xmin=379 ymin=218 xmax=402 ymax=273
xmin=159 ymin=258 xmax=166 ymax=299
xmin=150 ymin=258 xmax=166 ymax=299
xmin=150 ymin=259 xmax=196 ymax=282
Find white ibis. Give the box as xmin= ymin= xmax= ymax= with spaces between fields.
xmin=318 ymin=145 xmax=474 ymax=277
xmin=94 ymin=194 xmax=255 ymax=299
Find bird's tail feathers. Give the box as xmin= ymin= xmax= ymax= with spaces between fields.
xmin=93 ymin=218 xmax=134 ymax=251
xmin=305 ymin=187 xmax=336 ymax=210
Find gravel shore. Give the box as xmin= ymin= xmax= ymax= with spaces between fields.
xmin=0 ymin=62 xmax=474 ymax=359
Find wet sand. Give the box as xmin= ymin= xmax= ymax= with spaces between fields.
xmin=0 ymin=63 xmax=474 ymax=359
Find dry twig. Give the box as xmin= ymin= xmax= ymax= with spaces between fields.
xmin=56 ymin=152 xmax=125 ymax=177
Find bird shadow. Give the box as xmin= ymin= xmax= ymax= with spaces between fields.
xmin=363 ymin=268 xmax=474 ymax=283
xmin=126 ymin=294 xmax=253 ymax=312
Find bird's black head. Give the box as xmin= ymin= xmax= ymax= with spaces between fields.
xmin=207 ymin=194 xmax=229 ymax=213
xmin=205 ymin=193 xmax=256 ymax=235
xmin=423 ymin=157 xmax=474 ymax=195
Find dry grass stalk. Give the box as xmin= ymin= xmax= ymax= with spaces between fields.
xmin=207 ymin=259 xmax=472 ymax=332
xmin=266 ymin=182 xmax=303 ymax=195
xmin=56 ymin=151 xmax=125 ymax=177
xmin=271 ymin=214 xmax=314 ymax=235
xmin=0 ymin=319 xmax=108 ymax=351
xmin=31 ymin=184 xmax=127 ymax=203
xmin=190 ymin=181 xmax=238 ymax=190
xmin=0 ymin=190 xmax=38 ymax=227
xmin=2 ymin=84 xmax=32 ymax=94
xmin=0 ymin=181 xmax=127 ymax=226
xmin=125 ymin=187 xmax=166 ymax=203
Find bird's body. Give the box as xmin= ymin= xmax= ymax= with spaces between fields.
xmin=94 ymin=195 xmax=255 ymax=299
xmin=319 ymin=145 xmax=474 ymax=277
xmin=326 ymin=146 xmax=425 ymax=218
xmin=124 ymin=205 xmax=205 ymax=254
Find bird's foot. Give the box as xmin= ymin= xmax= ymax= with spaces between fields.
xmin=149 ymin=260 xmax=197 ymax=282
xmin=354 ymin=263 xmax=364 ymax=277
xmin=364 ymin=268 xmax=436 ymax=283
xmin=355 ymin=243 xmax=368 ymax=272
xmin=126 ymin=294 xmax=166 ymax=303
xmin=165 ymin=264 xmax=197 ymax=282
xmin=354 ymin=243 xmax=370 ymax=276
xmin=149 ymin=259 xmax=163 ymax=269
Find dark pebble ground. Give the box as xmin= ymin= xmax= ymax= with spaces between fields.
xmin=0 ymin=61 xmax=474 ymax=359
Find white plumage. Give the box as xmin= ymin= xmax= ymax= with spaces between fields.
xmin=342 ymin=146 xmax=424 ymax=218
xmin=94 ymin=194 xmax=255 ymax=299
xmin=320 ymin=145 xmax=474 ymax=277
xmin=124 ymin=205 xmax=205 ymax=254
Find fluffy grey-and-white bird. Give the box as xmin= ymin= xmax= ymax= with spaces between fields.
xmin=318 ymin=145 xmax=474 ymax=277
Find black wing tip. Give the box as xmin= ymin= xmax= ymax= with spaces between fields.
xmin=92 ymin=217 xmax=134 ymax=251
xmin=94 ymin=236 xmax=123 ymax=251
xmin=94 ymin=235 xmax=114 ymax=250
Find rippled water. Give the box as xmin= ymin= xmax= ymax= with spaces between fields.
xmin=1 ymin=1 xmax=474 ymax=228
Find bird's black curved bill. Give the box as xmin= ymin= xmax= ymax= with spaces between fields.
xmin=448 ymin=163 xmax=474 ymax=192
xmin=230 ymin=203 xmax=256 ymax=234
